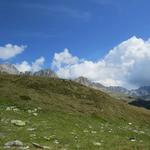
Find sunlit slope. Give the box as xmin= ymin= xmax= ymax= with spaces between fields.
xmin=0 ymin=74 xmax=150 ymax=149
xmin=0 ymin=74 xmax=149 ymax=124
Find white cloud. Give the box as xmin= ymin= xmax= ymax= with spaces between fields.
xmin=0 ymin=44 xmax=26 ymax=60
xmin=15 ymin=57 xmax=45 ymax=73
xmin=52 ymin=36 xmax=150 ymax=89
xmin=15 ymin=61 xmax=32 ymax=73
xmin=31 ymin=56 xmax=45 ymax=72
xmin=52 ymin=48 xmax=80 ymax=68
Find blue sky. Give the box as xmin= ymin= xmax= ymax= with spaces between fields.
xmin=0 ymin=0 xmax=150 ymax=62
xmin=1 ymin=0 xmax=150 ymax=88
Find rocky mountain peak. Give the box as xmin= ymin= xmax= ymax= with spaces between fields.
xmin=33 ymin=69 xmax=58 ymax=78
xmin=74 ymin=76 xmax=92 ymax=86
xmin=0 ymin=63 xmax=19 ymax=75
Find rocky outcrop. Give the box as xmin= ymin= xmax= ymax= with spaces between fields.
xmin=0 ymin=63 xmax=19 ymax=75
xmin=33 ymin=69 xmax=58 ymax=78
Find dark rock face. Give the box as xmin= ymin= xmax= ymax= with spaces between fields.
xmin=129 ymin=98 xmax=150 ymax=110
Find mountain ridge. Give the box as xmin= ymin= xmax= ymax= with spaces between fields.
xmin=74 ymin=76 xmax=150 ymax=98
xmin=1 ymin=63 xmax=150 ymax=101
xmin=0 ymin=63 xmax=57 ymax=78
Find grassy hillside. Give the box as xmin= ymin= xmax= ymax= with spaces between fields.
xmin=0 ymin=74 xmax=150 ymax=149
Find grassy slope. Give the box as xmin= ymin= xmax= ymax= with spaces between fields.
xmin=0 ymin=74 xmax=150 ymax=150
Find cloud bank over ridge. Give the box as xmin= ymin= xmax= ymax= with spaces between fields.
xmin=52 ymin=36 xmax=150 ymax=89
xmin=15 ymin=57 xmax=45 ymax=73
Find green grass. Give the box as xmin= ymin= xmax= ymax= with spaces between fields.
xmin=0 ymin=74 xmax=150 ymax=149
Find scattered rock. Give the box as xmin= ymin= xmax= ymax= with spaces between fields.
xmin=11 ymin=120 xmax=26 ymax=126
xmin=18 ymin=146 xmax=30 ymax=150
xmin=27 ymin=110 xmax=32 ymax=113
xmin=27 ymin=128 xmax=36 ymax=131
xmin=70 ymin=131 xmax=76 ymax=135
xmin=33 ymin=113 xmax=38 ymax=116
xmin=32 ymin=142 xmax=43 ymax=148
xmin=83 ymin=129 xmax=89 ymax=133
xmin=91 ymin=131 xmax=97 ymax=134
xmin=129 ymin=137 xmax=136 ymax=142
xmin=43 ymin=146 xmax=51 ymax=149
xmin=53 ymin=139 xmax=59 ymax=144
xmin=32 ymin=142 xmax=50 ymax=149
xmin=43 ymin=135 xmax=55 ymax=141
xmin=4 ymin=140 xmax=23 ymax=147
xmin=93 ymin=142 xmax=101 ymax=146
xmin=139 ymin=131 xmax=145 ymax=134
xmin=6 ymin=106 xmax=19 ymax=112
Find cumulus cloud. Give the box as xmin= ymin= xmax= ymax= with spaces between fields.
xmin=52 ymin=48 xmax=80 ymax=68
xmin=0 ymin=44 xmax=26 ymax=60
xmin=52 ymin=36 xmax=150 ymax=89
xmin=15 ymin=57 xmax=45 ymax=73
xmin=15 ymin=61 xmax=32 ymax=73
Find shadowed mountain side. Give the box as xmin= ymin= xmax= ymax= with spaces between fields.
xmin=129 ymin=98 xmax=150 ymax=110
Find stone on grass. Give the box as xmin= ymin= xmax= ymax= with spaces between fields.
xmin=27 ymin=128 xmax=36 ymax=131
xmin=53 ymin=139 xmax=59 ymax=144
xmin=91 ymin=131 xmax=97 ymax=134
xmin=11 ymin=120 xmax=26 ymax=126
xmin=83 ymin=129 xmax=89 ymax=133
xmin=4 ymin=140 xmax=23 ymax=147
xmin=32 ymin=142 xmax=50 ymax=149
xmin=27 ymin=110 xmax=32 ymax=113
xmin=32 ymin=142 xmax=43 ymax=148
xmin=129 ymin=137 xmax=136 ymax=142
xmin=43 ymin=136 xmax=51 ymax=141
xmin=6 ymin=106 xmax=19 ymax=111
xmin=33 ymin=113 xmax=38 ymax=116
xmin=18 ymin=146 xmax=30 ymax=150
xmin=93 ymin=142 xmax=101 ymax=146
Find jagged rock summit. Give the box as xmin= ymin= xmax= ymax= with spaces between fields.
xmin=0 ymin=63 xmax=19 ymax=75
xmin=74 ymin=76 xmax=106 ymax=91
xmin=34 ymin=69 xmax=58 ymax=78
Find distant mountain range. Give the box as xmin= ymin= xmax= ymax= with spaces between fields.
xmin=74 ymin=76 xmax=150 ymax=100
xmin=1 ymin=63 xmax=150 ymax=101
xmin=0 ymin=63 xmax=57 ymax=78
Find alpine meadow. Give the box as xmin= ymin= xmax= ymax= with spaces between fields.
xmin=0 ymin=0 xmax=150 ymax=150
